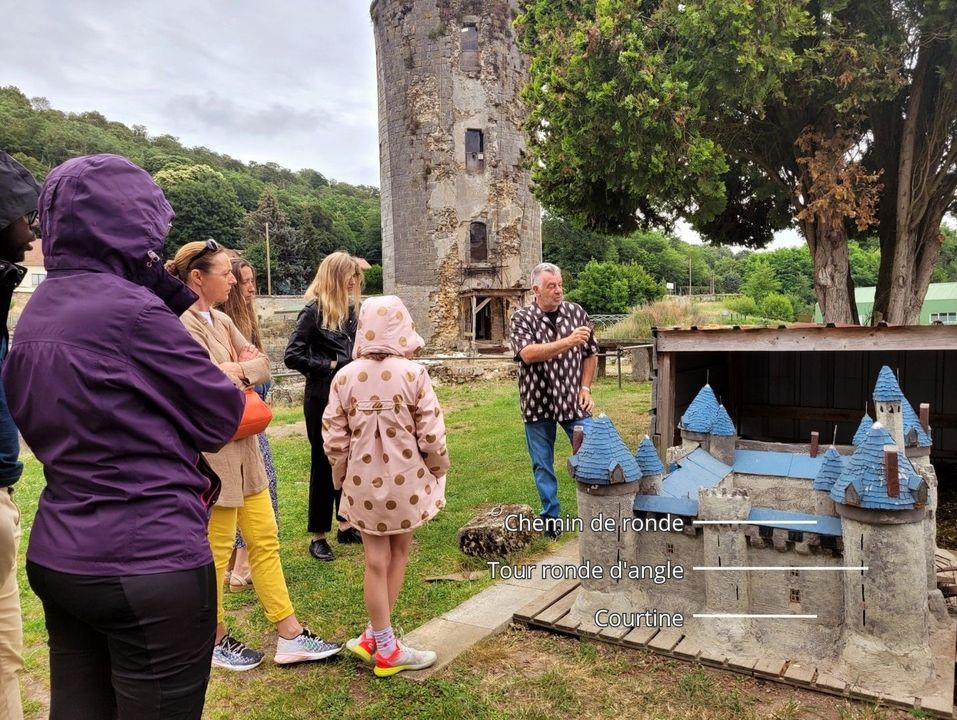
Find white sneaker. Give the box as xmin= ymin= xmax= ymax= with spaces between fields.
xmin=274 ymin=627 xmax=342 ymax=665
xmin=373 ymin=643 xmax=437 ymax=677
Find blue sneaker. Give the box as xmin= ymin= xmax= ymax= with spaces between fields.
xmin=212 ymin=633 xmax=264 ymax=672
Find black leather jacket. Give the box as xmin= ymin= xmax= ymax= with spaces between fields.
xmin=284 ymin=301 xmax=357 ymax=383
xmin=0 ymin=260 xmax=25 ymax=348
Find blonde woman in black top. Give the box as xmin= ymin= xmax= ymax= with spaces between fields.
xmin=284 ymin=252 xmax=363 ymax=561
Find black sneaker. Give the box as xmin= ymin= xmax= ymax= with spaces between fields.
xmin=336 ymin=527 xmax=363 ymax=544
xmin=309 ymin=538 xmax=334 ymax=561
xmin=542 ymin=517 xmax=562 ymax=540
xmin=212 ymin=633 xmax=265 ymax=672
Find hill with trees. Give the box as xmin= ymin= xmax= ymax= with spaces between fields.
xmin=0 ymin=85 xmax=381 ymax=294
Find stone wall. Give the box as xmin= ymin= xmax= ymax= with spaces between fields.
xmin=371 ymin=0 xmax=541 ymax=349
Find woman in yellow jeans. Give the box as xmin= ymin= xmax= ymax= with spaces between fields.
xmin=167 ymin=240 xmax=341 ymax=670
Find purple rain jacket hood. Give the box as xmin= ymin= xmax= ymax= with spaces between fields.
xmin=39 ymin=154 xmax=197 ymax=314
xmin=3 ymin=154 xmax=244 ymax=575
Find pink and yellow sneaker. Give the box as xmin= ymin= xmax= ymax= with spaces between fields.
xmin=346 ymin=630 xmax=376 ymax=663
xmin=373 ymin=643 xmax=437 ymax=677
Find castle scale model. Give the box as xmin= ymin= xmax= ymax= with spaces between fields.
xmin=566 ymin=366 xmax=955 ymax=714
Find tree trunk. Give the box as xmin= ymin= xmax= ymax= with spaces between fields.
xmin=803 ymin=217 xmax=856 ymax=324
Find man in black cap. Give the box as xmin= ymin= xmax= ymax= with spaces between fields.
xmin=0 ymin=151 xmax=40 ymax=720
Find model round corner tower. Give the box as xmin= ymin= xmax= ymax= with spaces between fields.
xmin=370 ymin=0 xmax=541 ymax=350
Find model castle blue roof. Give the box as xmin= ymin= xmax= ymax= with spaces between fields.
xmin=870 ymin=365 xmax=932 ymax=447
xmin=680 ymin=384 xmax=719 ymax=433
xmin=635 ymin=436 xmax=664 ymax=477
xmin=873 ymin=366 xmax=903 ymax=402
xmin=852 ymin=414 xmax=873 ymax=446
xmin=829 ymin=423 xmax=925 ymax=510
xmin=901 ymin=398 xmax=933 ymax=448
xmin=680 ymin=385 xmax=737 ymax=437
xmin=568 ymin=414 xmax=641 ymax=484
xmin=711 ymin=405 xmax=736 ymax=437
xmin=661 ymin=447 xmax=730 ymax=499
xmin=814 ymin=447 xmax=845 ymax=491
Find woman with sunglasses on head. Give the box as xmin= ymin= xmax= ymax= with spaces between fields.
xmin=284 ymin=251 xmax=364 ymax=562
xmin=168 ymin=240 xmax=342 ymax=672
xmin=3 ymin=155 xmax=244 ymax=720
xmin=219 ymin=258 xmax=279 ymax=591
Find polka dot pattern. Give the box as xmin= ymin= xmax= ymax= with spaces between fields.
xmin=320 ymin=349 xmax=448 ymax=536
xmin=509 ymin=301 xmax=599 ymax=423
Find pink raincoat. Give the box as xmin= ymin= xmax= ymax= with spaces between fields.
xmin=322 ymin=296 xmax=448 ymax=535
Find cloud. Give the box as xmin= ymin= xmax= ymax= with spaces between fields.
xmin=168 ymin=93 xmax=334 ymax=136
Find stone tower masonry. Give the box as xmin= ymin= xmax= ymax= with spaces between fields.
xmin=371 ymin=0 xmax=542 ymax=349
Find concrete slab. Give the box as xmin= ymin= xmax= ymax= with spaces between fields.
xmin=918 ymin=691 xmax=954 ymax=718
xmin=673 ymin=637 xmax=701 ymax=661
xmin=622 ymin=626 xmax=658 ymax=647
xmin=783 ymin=662 xmax=816 ymax=686
xmin=724 ymin=654 xmax=758 ymax=674
xmin=647 ymin=628 xmax=683 ymax=653
xmin=814 ymin=672 xmax=848 ymax=695
xmin=443 ymin=583 xmax=542 ymax=631
xmin=400 ymin=619 xmax=493 ymax=682
xmin=753 ymin=656 xmax=788 ymax=678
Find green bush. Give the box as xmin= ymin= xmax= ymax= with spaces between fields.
xmin=566 ymin=260 xmax=663 ymax=314
xmin=364 ymin=264 xmax=383 ymax=294
xmin=724 ymin=296 xmax=758 ymax=316
xmin=761 ymin=292 xmax=795 ymax=321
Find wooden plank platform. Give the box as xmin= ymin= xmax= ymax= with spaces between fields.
xmin=513 ymin=584 xmax=956 ymax=719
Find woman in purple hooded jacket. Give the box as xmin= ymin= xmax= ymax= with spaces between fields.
xmin=2 ymin=155 xmax=245 ymax=720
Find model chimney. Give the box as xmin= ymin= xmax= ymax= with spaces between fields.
xmin=883 ymin=445 xmax=899 ymax=498
xmin=810 ymin=431 xmax=820 ymax=458
xmin=920 ymin=403 xmax=930 ymax=432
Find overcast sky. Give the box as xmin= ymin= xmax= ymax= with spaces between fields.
xmin=3 ymin=1 xmax=815 ymax=248
xmin=5 ymin=1 xmax=381 ymax=186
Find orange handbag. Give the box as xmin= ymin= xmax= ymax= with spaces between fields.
xmin=231 ymin=388 xmax=273 ymax=441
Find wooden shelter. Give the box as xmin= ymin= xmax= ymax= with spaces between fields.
xmin=651 ymin=324 xmax=957 ymax=472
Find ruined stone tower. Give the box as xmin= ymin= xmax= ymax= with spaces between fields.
xmin=371 ymin=0 xmax=542 ymax=349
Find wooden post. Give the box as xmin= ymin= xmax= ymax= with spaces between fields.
xmin=265 ymin=222 xmax=272 ymax=296
xmin=884 ymin=445 xmax=899 ymax=497
xmin=810 ymin=431 xmax=820 ymax=458
xmin=920 ymin=403 xmax=930 ymax=432
xmin=655 ymin=351 xmax=675 ymax=463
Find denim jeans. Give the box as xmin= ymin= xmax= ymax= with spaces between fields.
xmin=524 ymin=416 xmax=592 ymax=518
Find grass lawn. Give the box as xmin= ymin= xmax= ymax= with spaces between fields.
xmin=14 ymin=377 xmax=909 ymax=719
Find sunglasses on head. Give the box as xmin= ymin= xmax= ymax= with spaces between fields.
xmin=186 ymin=239 xmax=221 ymax=272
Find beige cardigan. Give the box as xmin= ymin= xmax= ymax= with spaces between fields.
xmin=181 ymin=307 xmax=271 ymax=507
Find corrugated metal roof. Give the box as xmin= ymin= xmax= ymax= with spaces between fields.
xmin=855 ymin=282 xmax=957 ymax=303
xmin=634 ymin=495 xmax=699 ymax=517
xmin=747 ymin=508 xmax=842 ymax=536
xmin=732 ymin=450 xmax=823 ymax=480
xmin=662 ymin=448 xmax=730 ymax=499
xmin=568 ymin=414 xmax=641 ymax=484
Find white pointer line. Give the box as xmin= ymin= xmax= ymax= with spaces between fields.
xmin=692 ymin=520 xmax=819 ymax=525
xmin=693 ymin=613 xmax=818 ymax=619
xmin=693 ymin=566 xmax=868 ymax=572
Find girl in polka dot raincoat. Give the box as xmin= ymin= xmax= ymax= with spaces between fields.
xmin=322 ymin=295 xmax=448 ymax=676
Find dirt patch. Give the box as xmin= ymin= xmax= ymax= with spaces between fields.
xmin=458 ymin=628 xmax=911 ymax=720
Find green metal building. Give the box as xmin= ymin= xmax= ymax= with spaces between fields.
xmin=815 ymin=281 xmax=957 ymax=324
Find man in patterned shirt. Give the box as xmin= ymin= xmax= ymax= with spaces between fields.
xmin=510 ymin=262 xmax=598 ymax=536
